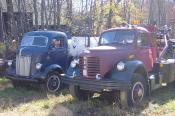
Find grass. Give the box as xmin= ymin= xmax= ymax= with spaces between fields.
xmin=1 ymin=80 xmax=175 ymax=116
xmin=0 ymin=77 xmax=9 ymax=83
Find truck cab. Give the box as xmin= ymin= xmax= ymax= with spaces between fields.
xmin=7 ymin=31 xmax=68 ymax=93
xmin=62 ymin=25 xmax=175 ymax=107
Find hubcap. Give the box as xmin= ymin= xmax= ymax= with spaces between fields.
xmin=131 ymin=82 xmax=144 ymax=104
xmin=47 ymin=75 xmax=60 ymax=92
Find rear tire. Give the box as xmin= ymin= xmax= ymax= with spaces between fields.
xmin=69 ymin=85 xmax=93 ymax=101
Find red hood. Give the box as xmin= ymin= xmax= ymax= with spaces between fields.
xmin=80 ymin=45 xmax=135 ymax=77
xmin=89 ymin=46 xmax=117 ymax=50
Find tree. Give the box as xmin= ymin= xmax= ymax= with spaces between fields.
xmin=41 ymin=0 xmax=45 ymax=29
xmin=107 ymin=0 xmax=113 ymax=28
xmin=0 ymin=1 xmax=4 ymax=42
xmin=33 ymin=0 xmax=38 ymax=29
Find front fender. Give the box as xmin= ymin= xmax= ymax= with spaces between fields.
xmin=67 ymin=66 xmax=80 ymax=77
xmin=44 ymin=64 xmax=64 ymax=76
xmin=110 ymin=60 xmax=147 ymax=82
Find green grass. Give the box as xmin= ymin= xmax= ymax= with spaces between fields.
xmin=1 ymin=82 xmax=175 ymax=116
xmin=0 ymin=77 xmax=9 ymax=83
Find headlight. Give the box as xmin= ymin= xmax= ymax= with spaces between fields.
xmin=70 ymin=59 xmax=79 ymax=68
xmin=116 ymin=61 xmax=125 ymax=71
xmin=36 ymin=63 xmax=42 ymax=70
xmin=8 ymin=60 xmax=13 ymax=66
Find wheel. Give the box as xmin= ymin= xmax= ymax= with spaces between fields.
xmin=69 ymin=85 xmax=93 ymax=101
xmin=43 ymin=71 xmax=62 ymax=94
xmin=127 ymin=73 xmax=148 ymax=106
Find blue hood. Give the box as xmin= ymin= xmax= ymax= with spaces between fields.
xmin=17 ymin=47 xmax=48 ymax=56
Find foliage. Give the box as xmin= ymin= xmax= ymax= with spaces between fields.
xmin=0 ymin=42 xmax=6 ymax=57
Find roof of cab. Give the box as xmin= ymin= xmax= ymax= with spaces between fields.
xmin=103 ymin=26 xmax=149 ymax=33
xmin=24 ymin=30 xmax=67 ymax=38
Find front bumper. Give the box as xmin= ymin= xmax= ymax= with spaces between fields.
xmin=6 ymin=68 xmax=46 ymax=83
xmin=61 ymin=76 xmax=131 ymax=91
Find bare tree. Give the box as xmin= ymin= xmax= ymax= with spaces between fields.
xmin=57 ymin=0 xmax=61 ymax=26
xmin=53 ymin=0 xmax=57 ymax=27
xmin=96 ymin=0 xmax=104 ymax=35
xmin=33 ymin=0 xmax=38 ymax=29
xmin=41 ymin=0 xmax=45 ymax=29
xmin=6 ymin=0 xmax=17 ymax=40
xmin=107 ymin=0 xmax=113 ymax=28
xmin=0 ymin=1 xmax=4 ymax=42
xmin=66 ymin=0 xmax=72 ymax=32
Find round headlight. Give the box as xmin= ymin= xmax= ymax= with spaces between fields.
xmin=70 ymin=60 xmax=76 ymax=68
xmin=8 ymin=60 xmax=13 ymax=66
xmin=116 ymin=62 xmax=125 ymax=71
xmin=36 ymin=63 xmax=42 ymax=70
xmin=70 ymin=59 xmax=79 ymax=68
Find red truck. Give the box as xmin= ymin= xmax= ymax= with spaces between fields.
xmin=62 ymin=25 xmax=175 ymax=107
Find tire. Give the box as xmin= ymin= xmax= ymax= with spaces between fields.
xmin=43 ymin=71 xmax=62 ymax=95
xmin=127 ymin=73 xmax=148 ymax=106
xmin=69 ymin=85 xmax=93 ymax=101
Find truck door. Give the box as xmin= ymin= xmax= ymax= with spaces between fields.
xmin=137 ymin=33 xmax=153 ymax=72
xmin=50 ymin=35 xmax=68 ymax=70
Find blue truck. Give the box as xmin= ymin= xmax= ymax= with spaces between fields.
xmin=7 ymin=31 xmax=69 ymax=93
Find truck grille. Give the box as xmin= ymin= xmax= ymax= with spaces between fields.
xmin=16 ymin=55 xmax=31 ymax=76
xmin=80 ymin=57 xmax=100 ymax=78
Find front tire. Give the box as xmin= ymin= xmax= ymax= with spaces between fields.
xmin=42 ymin=71 xmax=62 ymax=95
xmin=127 ymin=73 xmax=148 ymax=106
xmin=69 ymin=85 xmax=93 ymax=101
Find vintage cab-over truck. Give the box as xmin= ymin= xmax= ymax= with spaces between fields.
xmin=62 ymin=25 xmax=175 ymax=107
xmin=7 ymin=31 xmax=69 ymax=93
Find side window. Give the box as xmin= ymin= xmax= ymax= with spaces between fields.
xmin=52 ymin=36 xmax=64 ymax=48
xmin=137 ymin=33 xmax=148 ymax=46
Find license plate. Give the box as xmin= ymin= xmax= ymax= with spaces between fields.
xmin=83 ymin=69 xmax=87 ymax=76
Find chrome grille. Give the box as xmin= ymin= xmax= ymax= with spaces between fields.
xmin=80 ymin=57 xmax=100 ymax=78
xmin=16 ymin=55 xmax=31 ymax=76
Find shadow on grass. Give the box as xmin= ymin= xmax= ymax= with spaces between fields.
xmin=0 ymin=82 xmax=48 ymax=111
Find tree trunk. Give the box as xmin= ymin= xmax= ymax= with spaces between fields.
xmin=41 ymin=0 xmax=45 ymax=29
xmin=0 ymin=2 xmax=4 ymax=42
xmin=66 ymin=0 xmax=72 ymax=33
xmin=53 ymin=0 xmax=57 ymax=28
xmin=107 ymin=0 xmax=113 ymax=29
xmin=148 ymin=0 xmax=154 ymax=24
xmin=57 ymin=0 xmax=61 ymax=26
xmin=33 ymin=0 xmax=38 ymax=29
xmin=6 ymin=0 xmax=17 ymax=40
xmin=96 ymin=0 xmax=104 ymax=35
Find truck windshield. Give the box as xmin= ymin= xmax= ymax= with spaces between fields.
xmin=100 ymin=30 xmax=135 ymax=45
xmin=21 ymin=36 xmax=48 ymax=47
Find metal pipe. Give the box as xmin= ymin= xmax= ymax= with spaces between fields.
xmin=159 ymin=35 xmax=168 ymax=61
